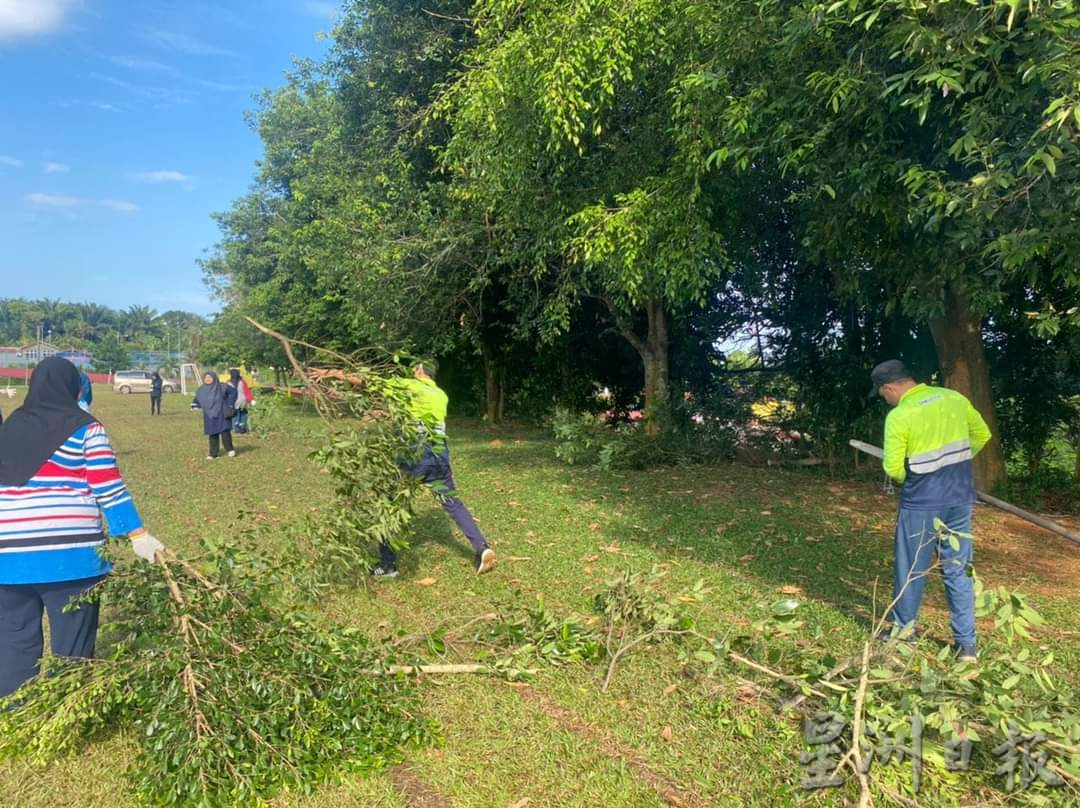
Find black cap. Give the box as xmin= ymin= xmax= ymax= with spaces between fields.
xmin=868 ymin=359 xmax=913 ymax=399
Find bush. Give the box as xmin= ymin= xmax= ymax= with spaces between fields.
xmin=550 ymin=407 xmax=736 ymax=470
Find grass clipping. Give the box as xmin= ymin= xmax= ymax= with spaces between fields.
xmin=0 ymin=543 xmax=434 ymax=806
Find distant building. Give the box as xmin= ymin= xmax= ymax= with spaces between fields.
xmin=0 ymin=346 xmax=92 ymax=368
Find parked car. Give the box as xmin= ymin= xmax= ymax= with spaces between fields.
xmin=113 ymin=370 xmax=179 ymax=394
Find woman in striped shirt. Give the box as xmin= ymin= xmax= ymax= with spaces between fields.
xmin=0 ymin=357 xmax=165 ymax=699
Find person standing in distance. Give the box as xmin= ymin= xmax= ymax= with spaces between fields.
xmin=192 ymin=371 xmax=237 ymax=459
xmin=0 ymin=357 xmax=164 ymax=699
xmin=150 ymin=371 xmax=163 ymax=416
xmin=870 ymin=360 xmax=991 ymax=662
xmin=78 ymin=370 xmax=93 ymax=413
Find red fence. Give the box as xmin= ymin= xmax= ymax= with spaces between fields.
xmin=0 ymin=368 xmax=111 ymax=384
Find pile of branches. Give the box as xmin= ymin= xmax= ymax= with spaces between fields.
xmin=0 ymin=542 xmax=434 ymax=806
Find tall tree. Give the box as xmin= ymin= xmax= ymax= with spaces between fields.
xmin=440 ymin=0 xmax=729 ymax=431
xmin=689 ymin=0 xmax=1080 ymax=488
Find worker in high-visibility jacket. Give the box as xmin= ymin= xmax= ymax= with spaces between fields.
xmin=870 ymin=359 xmax=992 ymax=662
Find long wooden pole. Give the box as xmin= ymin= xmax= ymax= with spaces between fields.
xmin=849 ymin=439 xmax=1080 ymax=547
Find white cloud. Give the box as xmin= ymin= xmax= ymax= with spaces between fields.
xmin=25 ymin=193 xmax=140 ymax=214
xmin=88 ymin=72 xmax=191 ymax=106
xmin=26 ymin=192 xmax=82 ymax=208
xmin=0 ymin=154 xmax=22 ymax=167
xmin=137 ymin=26 xmax=234 ymax=56
xmin=107 ymin=55 xmax=174 ymax=72
xmin=100 ymin=199 xmax=139 ymax=213
xmin=44 ymin=162 xmax=70 ymax=173
xmin=58 ymin=99 xmax=122 ymax=112
xmin=0 ymin=0 xmax=74 ymax=41
xmin=192 ymin=78 xmax=255 ymax=93
xmin=130 ymin=169 xmax=194 ymax=184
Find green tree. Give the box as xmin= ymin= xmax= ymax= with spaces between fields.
xmin=440 ymin=0 xmax=729 ymax=432
xmin=75 ymin=302 xmax=114 ymax=342
xmin=92 ymin=333 xmax=129 ymax=373
xmin=690 ymin=0 xmax=1080 ymax=488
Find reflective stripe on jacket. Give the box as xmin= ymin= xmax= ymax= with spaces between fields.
xmin=882 ymin=384 xmax=992 ymax=509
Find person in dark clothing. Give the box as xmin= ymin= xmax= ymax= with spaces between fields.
xmin=150 ymin=371 xmax=163 ymax=415
xmin=227 ymin=368 xmax=253 ymax=434
xmin=191 ymin=371 xmax=237 ymax=459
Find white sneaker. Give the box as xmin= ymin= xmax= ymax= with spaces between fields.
xmin=227 ymin=450 xmax=237 ymax=457
xmin=206 ymin=456 xmax=217 ymax=461
xmin=476 ymin=547 xmax=496 ymax=575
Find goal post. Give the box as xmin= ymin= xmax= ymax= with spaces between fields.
xmin=179 ymin=363 xmax=201 ymax=395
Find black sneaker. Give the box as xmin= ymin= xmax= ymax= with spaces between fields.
xmin=475 ymin=547 xmax=496 ymax=575
xmin=875 ymin=625 xmax=919 ymax=644
xmin=372 ymin=564 xmax=399 ymax=579
xmin=956 ymin=645 xmax=977 ymax=663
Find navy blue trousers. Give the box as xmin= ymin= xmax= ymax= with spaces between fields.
xmin=0 ymin=576 xmax=103 ymax=699
xmin=380 ymin=444 xmax=488 ymax=567
xmin=891 ymin=505 xmax=976 ymax=648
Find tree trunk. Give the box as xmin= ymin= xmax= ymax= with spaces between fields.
xmin=642 ymin=298 xmax=670 ymax=436
xmin=483 ymin=352 xmax=503 ymax=425
xmin=1074 ymin=430 xmax=1080 ymax=484
xmin=607 ymin=296 xmax=670 ymax=436
xmin=927 ymin=287 xmax=1007 ymax=492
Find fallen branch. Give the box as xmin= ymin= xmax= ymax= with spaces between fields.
xmin=372 ymin=664 xmax=537 ymax=676
xmin=846 ymin=640 xmax=874 ymax=808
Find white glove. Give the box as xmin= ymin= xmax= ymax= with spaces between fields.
xmin=131 ymin=533 xmax=165 ymax=563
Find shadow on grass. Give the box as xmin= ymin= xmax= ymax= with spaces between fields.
xmin=452 ymin=423 xmax=895 ymax=632
xmin=395 ymin=507 xmax=476 ymax=577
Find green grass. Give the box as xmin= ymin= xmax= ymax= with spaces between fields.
xmin=2 ymin=386 xmax=1078 ymax=806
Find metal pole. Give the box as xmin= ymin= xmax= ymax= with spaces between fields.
xmin=849 ymin=439 xmax=1080 ymax=547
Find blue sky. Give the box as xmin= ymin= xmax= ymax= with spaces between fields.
xmin=0 ymin=0 xmax=337 ymax=315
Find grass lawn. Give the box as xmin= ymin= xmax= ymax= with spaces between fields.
xmin=2 ymin=385 xmax=1078 ymax=806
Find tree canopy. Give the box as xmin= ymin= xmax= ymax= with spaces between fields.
xmin=201 ymin=0 xmax=1080 ymax=487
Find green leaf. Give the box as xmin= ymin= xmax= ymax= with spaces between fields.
xmin=770 ymin=598 xmax=800 ymax=617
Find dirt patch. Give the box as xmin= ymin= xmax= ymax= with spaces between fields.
xmin=389 ymin=764 xmax=454 ymax=808
xmin=802 ymin=477 xmax=1080 ymax=598
xmin=970 ymin=505 xmax=1080 ymax=597
xmin=510 ymin=683 xmax=707 ymax=808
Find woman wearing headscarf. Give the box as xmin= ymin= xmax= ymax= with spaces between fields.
xmin=227 ymin=368 xmax=253 ymax=434
xmin=150 ymin=371 xmax=163 ymax=416
xmin=192 ymin=371 xmax=237 ymax=459
xmin=0 ymin=357 xmax=164 ymax=699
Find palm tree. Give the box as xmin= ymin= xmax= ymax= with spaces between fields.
xmin=121 ymin=305 xmax=161 ymax=341
xmin=35 ymin=297 xmax=71 ymax=337
xmin=76 ymin=302 xmax=115 ymax=343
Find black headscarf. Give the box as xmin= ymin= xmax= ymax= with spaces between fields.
xmin=229 ymin=368 xmax=241 ymax=385
xmin=0 ymin=357 xmax=96 ymax=486
xmin=194 ymin=371 xmax=226 ymax=419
